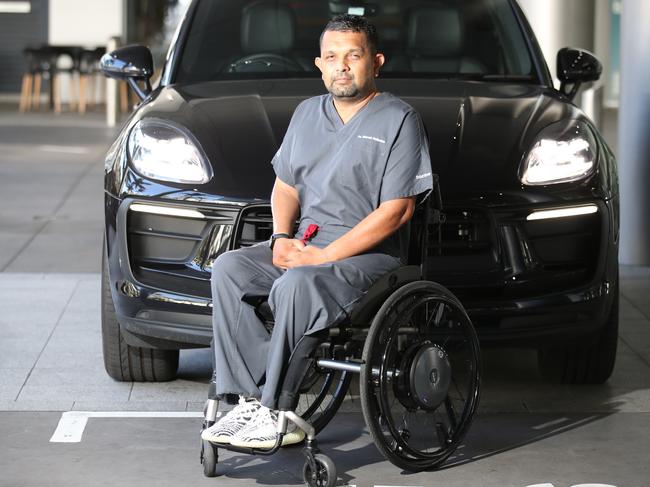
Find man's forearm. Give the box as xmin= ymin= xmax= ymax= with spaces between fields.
xmin=323 ymin=198 xmax=415 ymax=261
xmin=271 ymin=178 xmax=300 ymax=234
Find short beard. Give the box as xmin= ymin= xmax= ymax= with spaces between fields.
xmin=327 ymin=73 xmax=361 ymax=99
xmin=328 ymin=82 xmax=360 ymax=98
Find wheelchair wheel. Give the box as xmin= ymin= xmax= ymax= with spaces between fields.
xmin=201 ymin=439 xmax=218 ymax=477
xmin=295 ymin=343 xmax=352 ymax=434
xmin=302 ymin=453 xmax=337 ymax=487
xmin=360 ymin=281 xmax=481 ymax=471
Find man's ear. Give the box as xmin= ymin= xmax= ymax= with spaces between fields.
xmin=374 ymin=53 xmax=385 ymax=76
xmin=314 ymin=56 xmax=323 ymax=73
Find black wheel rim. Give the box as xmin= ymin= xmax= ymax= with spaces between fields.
xmin=363 ymin=286 xmax=481 ymax=469
xmin=295 ymin=343 xmax=351 ymax=433
xmin=304 ymin=459 xmax=329 ymax=487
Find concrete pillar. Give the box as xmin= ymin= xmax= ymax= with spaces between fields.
xmin=517 ymin=0 xmax=604 ymax=127
xmin=517 ymin=0 xmax=596 ymax=84
xmin=618 ymin=0 xmax=650 ymax=264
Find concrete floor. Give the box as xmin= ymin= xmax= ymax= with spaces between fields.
xmin=1 ymin=106 xmax=648 ymax=486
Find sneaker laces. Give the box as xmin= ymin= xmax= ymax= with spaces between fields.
xmin=242 ymin=406 xmax=277 ymax=430
xmin=220 ymin=397 xmax=260 ymax=422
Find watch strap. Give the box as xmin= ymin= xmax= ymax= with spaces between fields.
xmin=269 ymin=232 xmax=291 ymax=249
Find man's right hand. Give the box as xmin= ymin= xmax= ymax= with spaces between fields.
xmin=272 ymin=238 xmax=305 ymax=269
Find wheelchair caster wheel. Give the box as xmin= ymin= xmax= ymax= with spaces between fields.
xmin=201 ymin=439 xmax=218 ymax=477
xmin=302 ymin=453 xmax=336 ymax=487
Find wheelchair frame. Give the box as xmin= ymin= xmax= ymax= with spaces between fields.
xmin=200 ymin=177 xmax=482 ymax=485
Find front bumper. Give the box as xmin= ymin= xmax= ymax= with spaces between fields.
xmin=104 ymin=192 xmax=618 ymax=349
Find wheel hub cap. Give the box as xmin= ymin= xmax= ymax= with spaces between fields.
xmin=410 ymin=344 xmax=451 ymax=410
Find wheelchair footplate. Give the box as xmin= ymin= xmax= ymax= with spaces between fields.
xmin=201 ymin=409 xmax=336 ymax=487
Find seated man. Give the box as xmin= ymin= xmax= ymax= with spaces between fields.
xmin=201 ymin=14 xmax=433 ymax=449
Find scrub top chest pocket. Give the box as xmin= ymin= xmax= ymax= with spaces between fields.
xmin=335 ymin=135 xmax=388 ymax=192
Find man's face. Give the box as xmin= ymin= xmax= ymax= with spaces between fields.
xmin=315 ymin=30 xmax=384 ymax=100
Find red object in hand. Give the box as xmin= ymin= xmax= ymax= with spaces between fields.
xmin=301 ymin=224 xmax=320 ymax=245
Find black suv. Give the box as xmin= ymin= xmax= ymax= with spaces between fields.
xmin=101 ymin=0 xmax=619 ymax=384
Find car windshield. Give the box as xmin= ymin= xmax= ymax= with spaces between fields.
xmin=174 ymin=0 xmax=535 ymax=83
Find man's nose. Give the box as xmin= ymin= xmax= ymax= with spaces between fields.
xmin=334 ymin=58 xmax=349 ymax=72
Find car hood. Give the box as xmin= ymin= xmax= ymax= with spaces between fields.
xmin=133 ymin=78 xmax=585 ymax=202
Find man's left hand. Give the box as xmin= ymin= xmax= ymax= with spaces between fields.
xmin=285 ymin=245 xmax=330 ymax=268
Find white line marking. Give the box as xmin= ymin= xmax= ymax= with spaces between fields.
xmin=50 ymin=411 xmax=206 ymax=443
xmin=531 ymin=417 xmax=569 ymax=430
xmin=0 ymin=1 xmax=31 ymax=13
xmin=38 ymin=145 xmax=90 ymax=154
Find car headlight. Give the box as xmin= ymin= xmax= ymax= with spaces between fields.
xmin=519 ymin=120 xmax=597 ymax=186
xmin=127 ymin=119 xmax=212 ymax=184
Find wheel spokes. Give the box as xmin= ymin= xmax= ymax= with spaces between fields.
xmin=371 ymin=293 xmax=479 ymax=461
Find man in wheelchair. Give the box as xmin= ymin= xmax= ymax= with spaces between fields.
xmin=202 ymin=14 xmax=433 ymax=449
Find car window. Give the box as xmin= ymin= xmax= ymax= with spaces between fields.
xmin=174 ymin=0 xmax=535 ymax=83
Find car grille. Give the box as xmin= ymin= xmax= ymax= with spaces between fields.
xmin=127 ymin=204 xmax=238 ymax=298
xmin=231 ymin=204 xmax=274 ymax=249
xmin=428 ymin=207 xmax=500 ymax=276
xmin=124 ymin=200 xmax=603 ymax=304
xmin=427 ymin=205 xmax=603 ymax=302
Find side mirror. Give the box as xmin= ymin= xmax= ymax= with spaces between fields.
xmin=100 ymin=45 xmax=154 ymax=100
xmin=556 ymin=47 xmax=602 ymax=100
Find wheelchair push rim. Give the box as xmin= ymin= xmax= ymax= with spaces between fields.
xmin=294 ymin=342 xmax=352 ymax=434
xmin=360 ymin=280 xmax=481 ymax=471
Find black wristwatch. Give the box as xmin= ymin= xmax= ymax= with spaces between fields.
xmin=269 ymin=232 xmax=291 ymax=250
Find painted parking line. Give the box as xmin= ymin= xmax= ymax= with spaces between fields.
xmin=50 ymin=411 xmax=206 ymax=443
xmin=38 ymin=145 xmax=90 ymax=154
xmin=531 ymin=417 xmax=569 ymax=430
xmin=50 ymin=414 xmax=422 ymax=487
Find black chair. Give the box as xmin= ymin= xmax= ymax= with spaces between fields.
xmin=19 ymin=47 xmax=53 ymax=112
xmin=49 ymin=45 xmax=84 ymax=113
xmin=200 ymin=176 xmax=482 ymax=485
xmin=226 ymin=1 xmax=309 ymax=73
xmin=386 ymin=5 xmax=487 ymax=74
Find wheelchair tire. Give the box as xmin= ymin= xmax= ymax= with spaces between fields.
xmin=201 ymin=439 xmax=218 ymax=477
xmin=360 ymin=281 xmax=481 ymax=471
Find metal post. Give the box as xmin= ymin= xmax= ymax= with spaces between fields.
xmin=106 ymin=36 xmax=121 ymax=128
xmin=619 ymin=0 xmax=650 ymax=264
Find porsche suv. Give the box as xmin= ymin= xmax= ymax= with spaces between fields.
xmin=100 ymin=0 xmax=619 ymax=384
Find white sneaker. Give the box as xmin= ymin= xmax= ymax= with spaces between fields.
xmin=201 ymin=397 xmax=262 ymax=444
xmin=229 ymin=408 xmax=306 ymax=449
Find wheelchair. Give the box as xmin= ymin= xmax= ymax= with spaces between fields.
xmin=200 ymin=177 xmax=482 ymax=486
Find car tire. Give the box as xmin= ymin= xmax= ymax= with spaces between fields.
xmin=537 ymin=277 xmax=619 ymax=385
xmin=102 ymin=242 xmax=179 ymax=382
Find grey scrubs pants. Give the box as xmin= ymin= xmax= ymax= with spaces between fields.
xmin=210 ymin=242 xmax=400 ymax=409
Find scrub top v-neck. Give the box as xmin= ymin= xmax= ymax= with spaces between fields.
xmin=271 ymin=92 xmax=433 ymax=261
xmin=324 ymin=92 xmax=380 ymax=131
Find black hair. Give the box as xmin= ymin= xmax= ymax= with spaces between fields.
xmin=320 ymin=14 xmax=378 ymax=54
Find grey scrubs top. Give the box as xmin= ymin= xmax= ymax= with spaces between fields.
xmin=271 ymin=92 xmax=433 ymax=260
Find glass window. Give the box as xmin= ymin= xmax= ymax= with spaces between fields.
xmin=175 ymin=0 xmax=535 ymax=83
